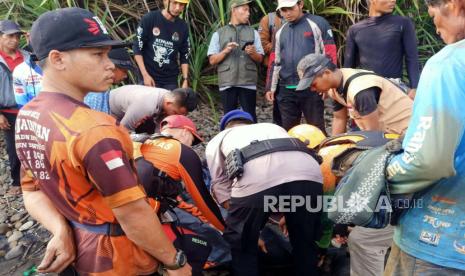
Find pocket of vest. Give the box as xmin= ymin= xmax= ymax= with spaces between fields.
xmin=218 ymin=64 xmax=230 ymax=73
xmin=245 ymin=64 xmax=257 ymax=71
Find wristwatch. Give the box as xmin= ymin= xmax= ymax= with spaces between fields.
xmin=161 ymin=249 xmax=187 ymax=271
xmin=182 ymin=76 xmax=188 ymax=81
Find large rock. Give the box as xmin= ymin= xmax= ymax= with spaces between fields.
xmin=7 ymin=231 xmax=23 ymax=243
xmin=10 ymin=211 xmax=26 ymax=223
xmin=0 ymin=212 xmax=7 ymax=223
xmin=0 ymin=238 xmax=8 ymax=250
xmin=0 ymin=223 xmax=9 ymax=235
xmin=19 ymin=221 xmax=34 ymax=232
xmin=5 ymin=245 xmax=23 ymax=260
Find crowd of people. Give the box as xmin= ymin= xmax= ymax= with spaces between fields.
xmin=0 ymin=0 xmax=464 ymax=275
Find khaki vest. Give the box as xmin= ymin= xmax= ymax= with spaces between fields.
xmin=329 ymin=68 xmax=412 ymax=135
xmin=217 ymin=24 xmax=257 ymax=87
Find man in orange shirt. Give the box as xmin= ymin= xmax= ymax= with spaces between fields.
xmin=15 ymin=8 xmax=191 ymax=275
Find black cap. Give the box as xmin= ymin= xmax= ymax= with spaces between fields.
xmin=0 ymin=20 xmax=23 ymax=35
xmin=296 ymin=54 xmax=332 ymax=91
xmin=30 ymin=7 xmax=128 ymax=60
xmin=108 ymin=48 xmax=135 ymax=71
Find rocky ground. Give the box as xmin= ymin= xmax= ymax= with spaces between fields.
xmin=0 ymin=96 xmax=334 ymax=275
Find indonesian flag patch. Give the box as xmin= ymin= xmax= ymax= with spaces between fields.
xmin=100 ymin=150 xmax=124 ymax=171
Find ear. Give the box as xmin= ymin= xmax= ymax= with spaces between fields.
xmin=48 ymin=50 xmax=66 ymax=71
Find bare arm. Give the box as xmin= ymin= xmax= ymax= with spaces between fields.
xmin=209 ymin=43 xmax=237 ymax=66
xmin=113 ymin=198 xmax=177 ymax=264
xmin=135 ymin=55 xmax=155 ymax=87
xmin=245 ymin=45 xmax=264 ymax=63
xmin=181 ymin=63 xmax=189 ymax=88
xmin=332 ymin=108 xmax=348 ymax=135
xmin=23 ymin=190 xmax=75 ymax=273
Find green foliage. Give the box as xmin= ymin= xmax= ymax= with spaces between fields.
xmin=0 ymin=0 xmax=442 ymax=112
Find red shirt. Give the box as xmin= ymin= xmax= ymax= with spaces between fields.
xmin=0 ymin=50 xmax=24 ymax=71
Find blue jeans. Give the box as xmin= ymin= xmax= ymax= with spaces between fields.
xmin=384 ymin=243 xmax=465 ymax=276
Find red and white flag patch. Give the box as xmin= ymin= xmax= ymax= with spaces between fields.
xmin=100 ymin=150 xmax=124 ymax=171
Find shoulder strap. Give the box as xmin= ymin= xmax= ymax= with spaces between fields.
xmin=342 ymin=72 xmax=378 ymax=97
xmin=241 ymin=138 xmax=322 ymax=164
xmin=342 ymin=72 xmax=406 ymax=97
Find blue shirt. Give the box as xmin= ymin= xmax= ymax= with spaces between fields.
xmin=387 ymin=39 xmax=465 ymax=270
xmin=208 ymin=28 xmax=264 ymax=91
xmin=84 ymin=91 xmax=111 ymax=114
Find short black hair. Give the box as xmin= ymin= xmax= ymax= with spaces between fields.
xmin=170 ymin=88 xmax=198 ymax=112
xmin=225 ymin=118 xmax=253 ymax=129
xmin=425 ymin=0 xmax=449 ymax=6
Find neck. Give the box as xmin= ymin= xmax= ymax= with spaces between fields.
xmin=369 ymin=9 xmax=387 ymax=17
xmin=334 ymin=69 xmax=343 ymax=88
xmin=292 ymin=12 xmax=304 ymax=23
xmin=162 ymin=9 xmax=176 ymax=22
xmin=41 ymin=73 xmax=87 ymax=102
xmin=230 ymin=18 xmax=242 ymax=26
xmin=1 ymin=46 xmax=17 ymax=56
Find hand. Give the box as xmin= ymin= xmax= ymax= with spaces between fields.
xmin=258 ymin=238 xmax=268 ymax=254
xmin=407 ymin=88 xmax=416 ymax=100
xmin=223 ymin=42 xmax=239 ymax=54
xmin=37 ymin=226 xmax=76 ymax=273
xmin=143 ymin=73 xmax=156 ymax=87
xmin=244 ymin=45 xmax=256 ymax=56
xmin=334 ymin=234 xmax=348 ymax=245
xmin=221 ymin=200 xmax=230 ymax=210
xmin=0 ymin=114 xmax=10 ymax=130
xmin=166 ymin=264 xmax=192 ymax=276
xmin=265 ymin=91 xmax=275 ymax=102
xmin=181 ymin=79 xmax=189 ymax=89
xmin=278 ymin=216 xmax=288 ymax=237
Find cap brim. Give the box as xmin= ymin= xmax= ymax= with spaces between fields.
xmin=2 ymin=29 xmax=24 ymax=35
xmin=81 ymin=40 xmax=131 ymax=49
xmin=111 ymin=60 xmax=136 ymax=71
xmin=232 ymin=0 xmax=252 ymax=8
xmin=296 ymin=76 xmax=314 ymax=91
xmin=189 ymin=129 xmax=203 ymax=146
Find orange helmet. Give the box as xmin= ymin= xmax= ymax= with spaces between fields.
xmin=318 ymin=131 xmax=399 ymax=193
xmin=288 ymin=124 xmax=326 ymax=149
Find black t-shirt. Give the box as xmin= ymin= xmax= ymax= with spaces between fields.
xmin=333 ymin=86 xmax=381 ymax=116
xmin=344 ymin=14 xmax=420 ymax=88
xmin=133 ymin=10 xmax=190 ymax=84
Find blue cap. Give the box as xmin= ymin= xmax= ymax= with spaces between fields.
xmin=220 ymin=109 xmax=254 ymax=130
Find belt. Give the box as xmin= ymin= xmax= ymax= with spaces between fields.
xmin=69 ymin=221 xmax=125 ymax=236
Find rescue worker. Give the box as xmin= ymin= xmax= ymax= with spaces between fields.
xmin=297 ymin=54 xmax=415 ymax=275
xmin=385 ymin=0 xmax=465 ymax=274
xmin=84 ymin=47 xmax=138 ymax=113
xmin=133 ymin=115 xmax=231 ymax=272
xmin=206 ymin=109 xmax=323 ymax=276
xmin=297 ymin=53 xmax=413 ymax=136
xmin=344 ymin=0 xmax=420 ymax=99
xmin=15 ymin=8 xmax=191 ymax=275
xmin=265 ymin=0 xmax=337 ymax=132
xmin=134 ymin=0 xmax=190 ymax=90
xmin=109 ymin=85 xmax=198 ymax=133
xmin=207 ymin=0 xmax=264 ymax=121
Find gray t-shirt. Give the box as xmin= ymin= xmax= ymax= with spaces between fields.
xmin=206 ymin=123 xmax=323 ymax=204
xmin=109 ymin=85 xmax=168 ymax=131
